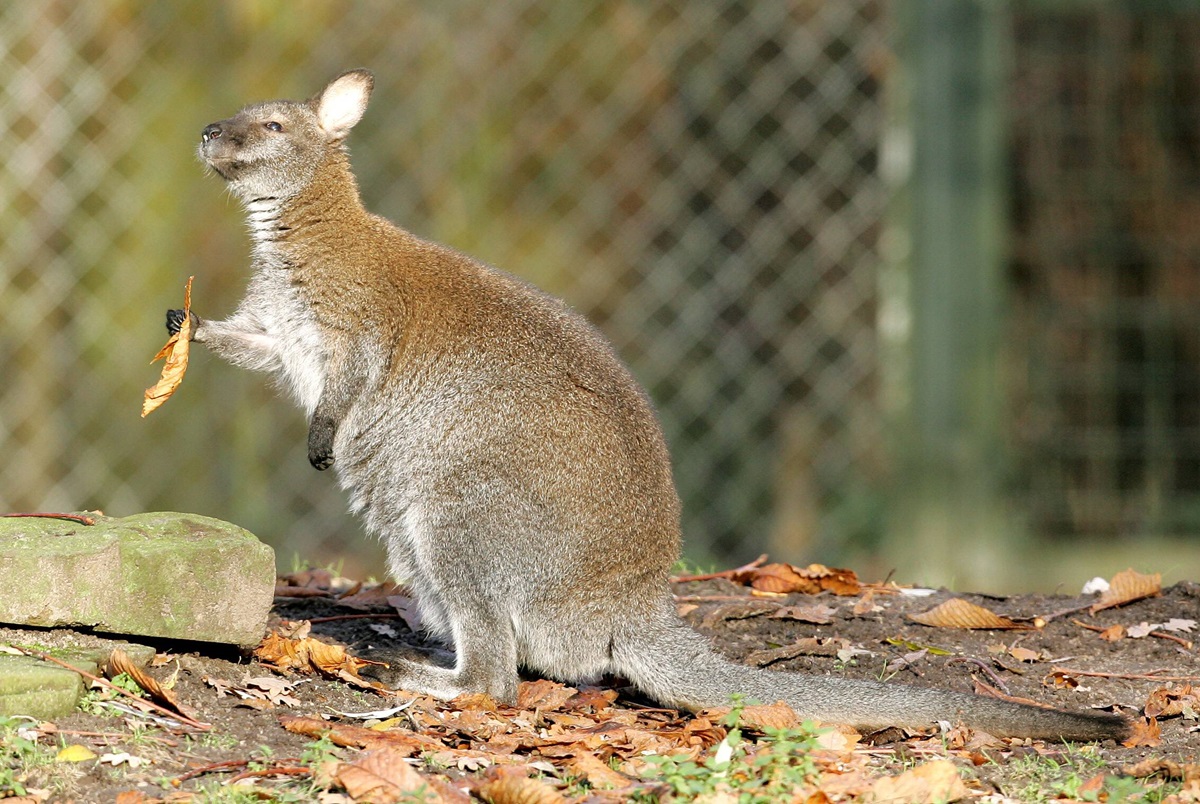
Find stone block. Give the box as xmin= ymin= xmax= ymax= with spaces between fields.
xmin=0 ymin=513 xmax=274 ymax=646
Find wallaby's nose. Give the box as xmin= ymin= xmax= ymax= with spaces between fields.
xmin=201 ymin=123 xmax=222 ymax=144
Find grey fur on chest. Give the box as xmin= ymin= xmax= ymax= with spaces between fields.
xmin=246 ymin=253 xmax=327 ymax=415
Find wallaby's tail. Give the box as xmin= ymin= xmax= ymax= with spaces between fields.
xmin=613 ymin=613 xmax=1129 ymax=742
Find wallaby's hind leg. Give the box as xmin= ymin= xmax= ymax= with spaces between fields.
xmin=365 ymin=597 xmax=520 ymax=705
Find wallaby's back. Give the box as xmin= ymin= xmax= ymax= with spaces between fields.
xmin=180 ymin=70 xmax=1129 ymax=742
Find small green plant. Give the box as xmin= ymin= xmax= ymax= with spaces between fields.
xmin=185 ymin=730 xmax=241 ymax=751
xmin=637 ymin=698 xmax=825 ymax=803
xmin=299 ymin=733 xmax=342 ymax=766
xmin=79 ymin=671 xmax=146 ymax=716
xmin=873 ymin=660 xmax=901 ymax=683
xmin=188 ymin=781 xmax=301 ymax=804
xmin=831 ymin=655 xmax=860 ymax=672
xmin=994 ymin=747 xmax=1176 ymax=803
xmin=0 ymin=716 xmax=75 ymax=798
xmin=286 ymin=554 xmax=346 ymax=578
xmin=670 ymin=557 xmax=717 ymax=576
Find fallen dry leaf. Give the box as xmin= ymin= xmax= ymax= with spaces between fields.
xmin=908 ymin=598 xmax=1033 ymax=630
xmin=1100 ymin=624 xmax=1126 ymax=641
xmin=108 ymin=648 xmax=200 ymax=722
xmin=55 ymin=744 xmax=96 ymax=763
xmin=114 ymin=792 xmax=157 ymax=804
xmin=1077 ymin=772 xmax=1107 ymax=798
xmin=336 ymin=746 xmax=438 ymax=803
xmin=1123 ymin=717 xmax=1163 ymax=748
xmin=1045 ymin=669 xmax=1081 ymax=690
xmin=565 ymin=752 xmax=633 ymax=790
xmin=1145 ymin=684 xmax=1198 ymax=719
xmin=700 ymin=600 xmax=779 ymax=629
xmin=811 ymin=564 xmax=863 ymax=596
xmin=278 ymin=568 xmax=336 ymax=591
xmin=814 ymin=725 xmax=862 ymax=751
xmin=853 ymin=590 xmax=881 ymax=616
xmin=867 ymin=759 xmax=969 ymax=803
xmin=770 ymin=603 xmax=837 ymax=624
xmin=142 ymin=276 xmax=193 ymax=417
xmin=562 ymin=687 xmax=618 ymax=712
xmin=733 ymin=562 xmax=816 ymax=594
xmin=478 ymin=773 xmax=567 ymax=804
xmin=1120 ymin=757 xmax=1200 ymax=782
xmin=281 ymin=715 xmax=445 ymax=755
xmin=1008 ymin=646 xmax=1042 ymax=663
xmin=516 ymin=679 xmax=577 ymax=711
xmin=1090 ymin=568 xmax=1162 ymax=614
xmin=730 ymin=562 xmax=861 ymax=596
xmin=337 ymin=582 xmax=409 ymax=611
xmin=389 ymin=595 xmax=425 ymax=633
xmin=744 ymin=637 xmax=847 ymax=667
xmin=253 ymin=630 xmax=382 ymax=689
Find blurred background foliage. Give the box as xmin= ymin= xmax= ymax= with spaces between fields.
xmin=2 ymin=1 xmax=1199 ymax=592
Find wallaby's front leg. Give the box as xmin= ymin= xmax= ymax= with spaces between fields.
xmin=307 ymin=344 xmax=368 ymax=471
xmin=166 ymin=307 xmax=281 ymax=373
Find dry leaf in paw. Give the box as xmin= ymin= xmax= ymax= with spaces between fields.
xmin=142 ymin=276 xmax=194 ymax=417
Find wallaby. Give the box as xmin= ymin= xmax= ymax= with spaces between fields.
xmin=169 ymin=70 xmax=1128 ymax=741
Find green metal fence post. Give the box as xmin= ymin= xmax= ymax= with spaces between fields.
xmin=881 ymin=0 xmax=1016 ymax=590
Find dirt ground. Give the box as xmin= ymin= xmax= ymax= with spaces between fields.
xmin=2 ymin=567 xmax=1197 ymax=802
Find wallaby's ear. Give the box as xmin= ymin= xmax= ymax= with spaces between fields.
xmin=315 ymin=69 xmax=373 ymax=142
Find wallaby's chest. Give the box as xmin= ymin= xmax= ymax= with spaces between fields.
xmin=249 ymin=256 xmax=328 ymax=415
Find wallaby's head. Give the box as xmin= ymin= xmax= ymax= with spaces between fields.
xmin=199 ymin=69 xmax=374 ymax=201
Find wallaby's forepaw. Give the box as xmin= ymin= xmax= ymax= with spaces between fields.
xmin=309 ymin=447 xmax=334 ymax=471
xmin=308 ymin=415 xmax=336 ymax=471
xmin=165 ymin=309 xmax=200 ymax=338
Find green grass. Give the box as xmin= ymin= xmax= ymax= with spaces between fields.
xmin=0 ymin=716 xmax=79 ymax=799
xmin=986 ymin=747 xmax=1178 ymax=803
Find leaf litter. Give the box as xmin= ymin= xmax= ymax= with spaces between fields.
xmin=7 ymin=564 xmax=1198 ymax=801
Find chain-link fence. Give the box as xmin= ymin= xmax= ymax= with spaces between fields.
xmin=3 ymin=1 xmax=1196 ymax=584
xmin=0 ymin=1 xmax=888 ymax=574
xmin=1007 ymin=4 xmax=1200 ymax=543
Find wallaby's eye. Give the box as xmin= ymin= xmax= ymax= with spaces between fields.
xmin=265 ymin=121 xmax=283 ymax=132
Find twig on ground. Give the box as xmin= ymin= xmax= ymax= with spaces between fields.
xmin=307 ymin=613 xmax=406 ymax=624
xmin=174 ymin=759 xmax=253 ymax=784
xmin=1071 ymin=619 xmax=1193 ymax=649
xmin=1 ymin=512 xmax=95 ymax=525
xmin=670 ymin=554 xmax=769 ymax=583
xmin=52 ymin=728 xmax=178 ymax=747
xmin=1049 ymin=667 xmax=1200 ymax=682
xmin=946 ymin=657 xmax=1012 ymax=694
xmin=1038 ymin=602 xmax=1095 ymax=623
xmin=673 ymin=595 xmax=781 ymax=603
xmin=12 ymin=647 xmax=210 ymax=731
xmin=274 ymin=586 xmax=336 ymax=598
xmin=227 ymin=765 xmax=312 ymax=783
xmin=173 ymin=757 xmax=308 ymax=785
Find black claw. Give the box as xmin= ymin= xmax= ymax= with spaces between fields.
xmin=165 ymin=309 xmax=187 ymax=335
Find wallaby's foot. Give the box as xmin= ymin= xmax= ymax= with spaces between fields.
xmin=165 ymin=309 xmax=199 ymax=337
xmin=307 ymin=415 xmax=336 ymax=470
xmin=361 ymin=656 xmax=518 ymax=705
